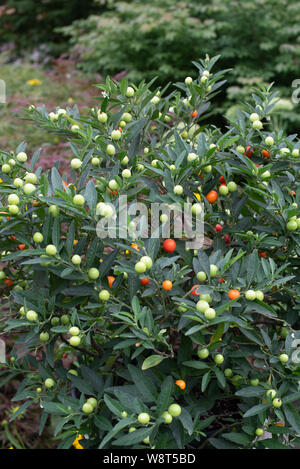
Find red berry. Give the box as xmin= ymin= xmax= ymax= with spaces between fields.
xmin=190 ymin=284 xmax=201 ymax=296
xmin=215 ymin=224 xmax=223 ymax=232
xmin=163 ymin=239 xmax=176 ymax=253
xmin=224 ymin=234 xmax=230 ymax=244
xmin=140 ymin=278 xmax=150 ymax=286
xmin=245 ymin=146 xmax=253 ymax=157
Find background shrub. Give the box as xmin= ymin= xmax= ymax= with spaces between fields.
xmin=61 ymin=0 xmax=300 ymax=133
xmin=0 ymin=0 xmax=105 ymax=57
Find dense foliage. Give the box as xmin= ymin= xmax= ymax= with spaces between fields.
xmin=61 ymin=0 xmax=300 ymax=133
xmin=1 ymin=56 xmax=300 ymax=449
xmin=0 ymin=0 xmax=103 ymax=57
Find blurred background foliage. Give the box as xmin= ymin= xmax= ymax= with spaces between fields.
xmin=59 ymin=0 xmax=300 ymax=132
xmin=0 ymin=0 xmax=299 ymax=132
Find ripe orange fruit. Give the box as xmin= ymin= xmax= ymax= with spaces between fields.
xmin=163 ymin=239 xmax=176 ymax=253
xmin=191 ymin=110 xmax=198 ymax=118
xmin=162 ymin=280 xmax=173 ymax=290
xmin=206 ymin=190 xmax=218 ymax=204
xmin=140 ymin=277 xmax=150 ymax=286
xmin=175 ymin=379 xmax=186 ymax=390
xmin=228 ymin=289 xmax=240 ymax=300
xmin=18 ymin=244 xmax=26 ymax=250
xmin=190 ymin=284 xmax=200 ymax=296
xmin=107 ymin=276 xmax=115 ymax=289
xmin=262 ymin=150 xmax=270 ymax=158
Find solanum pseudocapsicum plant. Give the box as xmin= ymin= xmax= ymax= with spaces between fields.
xmin=0 ymin=55 xmax=300 ymax=450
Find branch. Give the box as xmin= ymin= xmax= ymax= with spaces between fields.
xmin=60 ymin=334 xmax=100 ymax=358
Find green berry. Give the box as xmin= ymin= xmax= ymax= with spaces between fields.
xmin=255 ymin=428 xmax=264 ymax=437
xmin=71 ymin=158 xmax=82 ymax=169
xmin=82 ymin=402 xmax=94 ymax=414
xmin=7 ymin=194 xmax=20 ymax=205
xmin=245 ymin=290 xmax=256 ymax=301
xmin=16 ymin=152 xmax=27 ymax=162
xmin=210 ymin=264 xmax=218 ymax=277
xmin=33 ymin=232 xmax=43 ymax=243
xmin=224 ymin=368 xmax=233 ymax=377
xmin=214 ymin=354 xmax=224 ymax=365
xmin=72 ymin=255 xmax=81 ymax=265
xmin=26 ymin=310 xmax=38 ymax=321
xmin=87 ymin=398 xmax=97 ymax=409
xmin=196 ymin=300 xmax=210 ymax=313
xmin=40 ymin=332 xmax=49 ymax=342
xmin=197 ymin=348 xmax=209 ymax=359
xmin=69 ymin=336 xmax=81 ymax=347
xmin=266 ymin=389 xmax=277 ymax=399
xmin=45 ymin=378 xmax=55 ymax=388
xmin=138 ymin=412 xmax=150 ymax=425
xmin=197 ymin=271 xmax=207 ymax=281
xmin=88 ymin=268 xmax=99 ymax=280
xmin=168 ymin=403 xmax=181 ymax=417
xmin=69 ymin=326 xmax=80 ymax=336
xmin=99 ymin=290 xmax=110 ymax=301
xmin=73 ymin=195 xmax=85 ymax=206
xmin=272 ymin=398 xmax=282 ymax=408
xmin=162 ymin=411 xmax=173 ymax=424
xmin=46 ymin=244 xmax=57 ymax=256
xmin=279 ymin=353 xmax=289 ymax=363
xmin=135 ymin=261 xmax=147 ymax=274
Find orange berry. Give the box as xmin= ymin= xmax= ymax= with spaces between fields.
xmin=262 ymin=150 xmax=270 ymax=159
xmin=18 ymin=244 xmax=26 ymax=250
xmin=206 ymin=190 xmax=218 ymax=204
xmin=228 ymin=289 xmax=240 ymax=300
xmin=191 ymin=110 xmax=197 ymax=118
xmin=175 ymin=379 xmax=186 ymax=390
xmin=162 ymin=280 xmax=173 ymax=290
xmin=107 ymin=276 xmax=115 ymax=289
xmin=190 ymin=284 xmax=201 ymax=296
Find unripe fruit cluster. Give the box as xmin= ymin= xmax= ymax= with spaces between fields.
xmin=135 ymin=256 xmax=153 ymax=274
xmin=82 ymin=398 xmax=97 ymax=414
